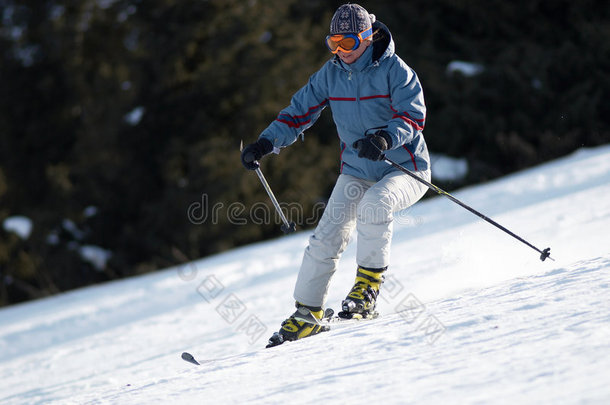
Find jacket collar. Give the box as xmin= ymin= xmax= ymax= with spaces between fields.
xmin=371 ymin=20 xmax=394 ymax=63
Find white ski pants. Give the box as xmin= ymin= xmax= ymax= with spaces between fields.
xmin=293 ymin=169 xmax=431 ymax=307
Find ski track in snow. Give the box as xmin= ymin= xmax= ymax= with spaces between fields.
xmin=0 ymin=145 xmax=609 ymax=404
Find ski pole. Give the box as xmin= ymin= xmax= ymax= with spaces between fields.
xmin=253 ymin=166 xmax=297 ymax=234
xmin=241 ymin=141 xmax=296 ymax=234
xmin=384 ymin=156 xmax=553 ymax=261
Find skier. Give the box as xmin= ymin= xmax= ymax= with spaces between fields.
xmin=241 ymin=3 xmax=431 ymax=344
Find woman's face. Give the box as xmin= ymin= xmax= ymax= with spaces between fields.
xmin=336 ymin=40 xmax=371 ymax=65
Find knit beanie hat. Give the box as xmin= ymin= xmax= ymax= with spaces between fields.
xmin=330 ymin=3 xmax=376 ymax=35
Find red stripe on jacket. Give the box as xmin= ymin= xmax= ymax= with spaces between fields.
xmin=390 ymin=106 xmax=425 ymax=131
xmin=360 ymin=94 xmax=391 ymax=100
xmin=328 ymin=94 xmax=390 ymax=101
xmin=403 ymin=145 xmax=418 ymax=171
xmin=328 ymin=97 xmax=356 ymax=101
xmin=276 ymin=100 xmax=328 ymax=128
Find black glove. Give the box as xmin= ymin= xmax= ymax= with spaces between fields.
xmin=353 ymin=131 xmax=392 ymax=161
xmin=241 ymin=138 xmax=274 ymax=170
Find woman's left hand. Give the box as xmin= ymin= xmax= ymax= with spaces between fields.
xmin=353 ymin=131 xmax=392 ymax=161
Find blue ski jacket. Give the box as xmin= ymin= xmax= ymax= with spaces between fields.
xmin=259 ymin=21 xmax=430 ymax=182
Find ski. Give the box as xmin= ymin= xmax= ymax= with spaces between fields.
xmin=181 ymin=352 xmax=200 ymax=366
xmin=266 ymin=308 xmax=334 ymax=348
xmin=334 ymin=310 xmax=379 ymax=322
xmin=296 ymin=309 xmax=379 ymax=326
xmin=265 ymin=332 xmax=286 ymax=348
xmin=265 ymin=308 xmax=379 ymax=348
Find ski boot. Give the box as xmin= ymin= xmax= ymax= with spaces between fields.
xmin=266 ymin=302 xmax=332 ymax=348
xmin=339 ymin=266 xmax=385 ymax=319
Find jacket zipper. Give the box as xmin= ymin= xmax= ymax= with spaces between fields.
xmin=354 ymin=70 xmax=367 ymax=132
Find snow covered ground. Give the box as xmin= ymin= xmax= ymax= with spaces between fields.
xmin=1 ymin=145 xmax=609 ymax=404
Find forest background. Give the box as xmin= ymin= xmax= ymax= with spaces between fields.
xmin=1 ymin=0 xmax=608 ymax=306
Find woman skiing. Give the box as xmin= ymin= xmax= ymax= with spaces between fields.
xmin=241 ymin=3 xmax=431 ymax=346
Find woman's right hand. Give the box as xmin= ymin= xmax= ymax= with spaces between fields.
xmin=240 ymin=138 xmax=274 ymax=170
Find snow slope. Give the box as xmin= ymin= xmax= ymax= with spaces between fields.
xmin=1 ymin=145 xmax=609 ymax=404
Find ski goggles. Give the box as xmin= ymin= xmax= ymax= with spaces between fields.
xmin=325 ymin=27 xmax=373 ymax=54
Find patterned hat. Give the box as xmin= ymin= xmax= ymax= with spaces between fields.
xmin=330 ymin=3 xmax=376 ymax=35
